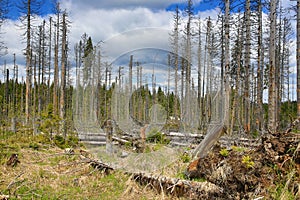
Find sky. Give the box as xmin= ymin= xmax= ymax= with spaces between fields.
xmin=0 ymin=0 xmax=222 ymax=79
xmin=0 ymin=0 xmax=298 ymax=101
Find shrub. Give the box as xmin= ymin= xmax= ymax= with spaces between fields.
xmin=219 ymin=148 xmax=229 ymax=157
xmin=232 ymin=146 xmax=246 ymax=152
xmin=29 ymin=143 xmax=40 ymax=150
xmin=242 ymin=155 xmax=255 ymax=168
xmin=146 ymin=130 xmax=170 ymax=144
xmin=54 ymin=135 xmax=66 ymax=149
xmin=180 ymin=152 xmax=191 ymax=163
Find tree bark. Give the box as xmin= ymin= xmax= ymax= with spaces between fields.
xmin=60 ymin=12 xmax=67 ymax=137
xmin=25 ymin=0 xmax=31 ymax=124
xmin=224 ymin=0 xmax=230 ymax=128
xmin=244 ymin=0 xmax=251 ymax=133
xmin=268 ymin=0 xmax=278 ymax=133
xmin=256 ymin=0 xmax=264 ymax=131
xmin=297 ymin=0 xmax=300 ymax=118
xmin=53 ymin=3 xmax=60 ymax=117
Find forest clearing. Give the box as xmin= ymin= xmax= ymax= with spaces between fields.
xmin=1 ymin=0 xmax=300 ymax=199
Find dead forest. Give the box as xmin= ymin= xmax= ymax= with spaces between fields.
xmin=0 ymin=0 xmax=300 ymax=199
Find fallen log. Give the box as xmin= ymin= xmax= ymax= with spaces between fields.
xmin=132 ymin=172 xmax=224 ymax=199
xmin=82 ymin=157 xmax=224 ymax=199
xmin=112 ymin=136 xmax=130 ymax=145
xmin=81 ymin=157 xmax=114 ymax=174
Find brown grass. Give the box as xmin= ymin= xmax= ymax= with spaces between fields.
xmin=0 ymin=132 xmax=184 ymax=200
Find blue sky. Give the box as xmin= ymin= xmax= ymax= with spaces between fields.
xmin=6 ymin=0 xmax=220 ymax=20
xmin=167 ymin=0 xmax=220 ymax=12
xmin=6 ymin=0 xmax=55 ymax=20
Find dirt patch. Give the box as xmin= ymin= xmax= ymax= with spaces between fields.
xmin=186 ymin=133 xmax=300 ymax=199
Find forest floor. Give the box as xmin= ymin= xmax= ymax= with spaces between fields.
xmin=0 ymin=130 xmax=299 ymax=199
xmin=186 ymin=131 xmax=300 ymax=199
xmin=0 ymin=131 xmax=174 ymax=200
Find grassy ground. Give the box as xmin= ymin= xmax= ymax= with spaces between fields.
xmin=1 ymin=130 xmax=298 ymax=199
xmin=0 ymin=131 xmax=177 ymax=200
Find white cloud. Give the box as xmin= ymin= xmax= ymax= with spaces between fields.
xmin=68 ymin=7 xmax=173 ymax=46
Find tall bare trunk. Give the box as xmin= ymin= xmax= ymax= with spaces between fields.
xmin=224 ymin=0 xmax=230 ymax=128
xmin=47 ymin=17 xmax=52 ymax=104
xmin=256 ymin=0 xmax=264 ymax=131
xmin=244 ymin=0 xmax=251 ymax=133
xmin=230 ymin=13 xmax=242 ymax=135
xmin=197 ymin=17 xmax=202 ymax=128
xmin=297 ymin=0 xmax=300 ymax=117
xmin=25 ymin=0 xmax=31 ymax=124
xmin=60 ymin=12 xmax=67 ymax=137
xmin=268 ymin=0 xmax=277 ymax=132
xmin=53 ymin=3 xmax=60 ymax=116
xmin=173 ymin=6 xmax=179 ymax=120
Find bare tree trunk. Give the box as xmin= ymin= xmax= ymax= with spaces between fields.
xmin=33 ymin=55 xmax=37 ymax=133
xmin=256 ymin=0 xmax=264 ymax=131
xmin=297 ymin=0 xmax=300 ymax=118
xmin=268 ymin=0 xmax=278 ymax=133
xmin=174 ymin=7 xmax=179 ymax=120
xmin=13 ymin=53 xmax=17 ymax=116
xmin=53 ymin=3 xmax=60 ymax=117
xmin=25 ymin=0 xmax=31 ymax=124
xmin=60 ymin=12 xmax=67 ymax=137
xmin=21 ymin=77 xmax=24 ymax=118
xmin=197 ymin=17 xmax=202 ymax=128
xmin=47 ymin=17 xmax=52 ymax=105
xmin=230 ymin=13 xmax=242 ymax=135
xmin=205 ymin=17 xmax=212 ymax=125
xmin=244 ymin=0 xmax=251 ymax=133
xmin=276 ymin=5 xmax=282 ymax=128
xmin=40 ymin=20 xmax=45 ymax=114
xmin=37 ymin=25 xmax=42 ymax=115
xmin=5 ymin=68 xmax=9 ymax=117
xmin=129 ymin=55 xmax=133 ymax=117
xmin=185 ymin=0 xmax=193 ymax=128
xmin=224 ymin=0 xmax=230 ymax=128
xmin=181 ymin=57 xmax=185 ymax=120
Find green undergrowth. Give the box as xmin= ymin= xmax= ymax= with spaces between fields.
xmin=146 ymin=129 xmax=170 ymax=144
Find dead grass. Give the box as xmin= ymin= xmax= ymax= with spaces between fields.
xmin=0 ymin=132 xmax=183 ymax=200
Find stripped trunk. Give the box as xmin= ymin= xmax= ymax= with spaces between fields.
xmin=224 ymin=0 xmax=230 ymax=128
xmin=256 ymin=0 xmax=264 ymax=131
xmin=244 ymin=0 xmax=251 ymax=133
xmin=53 ymin=3 xmax=60 ymax=116
xmin=25 ymin=0 xmax=31 ymax=124
xmin=268 ymin=0 xmax=277 ymax=132
xmin=297 ymin=0 xmax=300 ymax=118
xmin=60 ymin=12 xmax=67 ymax=137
